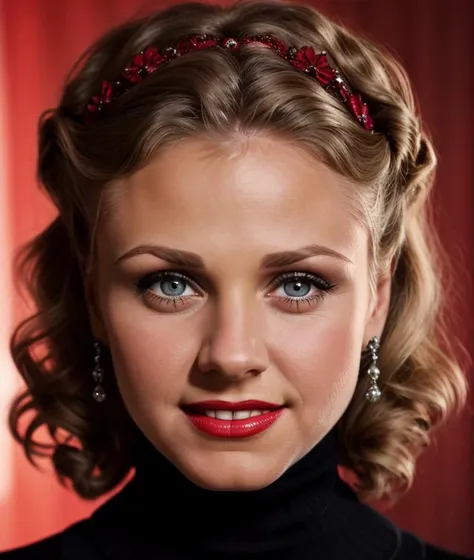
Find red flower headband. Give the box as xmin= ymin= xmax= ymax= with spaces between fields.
xmin=84 ymin=33 xmax=374 ymax=132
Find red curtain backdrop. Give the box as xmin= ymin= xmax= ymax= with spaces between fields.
xmin=0 ymin=0 xmax=472 ymax=555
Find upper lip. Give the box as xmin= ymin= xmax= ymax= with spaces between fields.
xmin=183 ymin=400 xmax=284 ymax=412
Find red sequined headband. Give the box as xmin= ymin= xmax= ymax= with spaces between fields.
xmin=85 ymin=33 xmax=374 ymax=131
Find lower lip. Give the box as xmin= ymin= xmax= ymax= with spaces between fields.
xmin=183 ymin=408 xmax=286 ymax=438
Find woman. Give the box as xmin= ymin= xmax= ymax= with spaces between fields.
xmin=2 ymin=0 xmax=471 ymax=558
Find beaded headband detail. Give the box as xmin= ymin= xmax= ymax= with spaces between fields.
xmin=84 ymin=33 xmax=374 ymax=132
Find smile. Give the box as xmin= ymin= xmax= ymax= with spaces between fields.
xmin=182 ymin=407 xmax=286 ymax=438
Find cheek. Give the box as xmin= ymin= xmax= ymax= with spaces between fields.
xmin=270 ymin=293 xmax=366 ymax=419
xmin=102 ymin=295 xmax=197 ymax=407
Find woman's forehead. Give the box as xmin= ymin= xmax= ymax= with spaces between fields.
xmin=97 ymin=135 xmax=365 ymax=265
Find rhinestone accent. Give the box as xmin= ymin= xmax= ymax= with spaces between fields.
xmin=93 ymin=386 xmax=106 ymax=403
xmin=365 ymin=385 xmax=381 ymax=403
xmin=165 ymin=46 xmax=177 ymax=57
xmin=368 ymin=336 xmax=380 ymax=350
xmin=368 ymin=363 xmax=380 ymax=380
xmin=223 ymin=38 xmax=237 ymax=48
xmin=92 ymin=367 xmax=104 ymax=383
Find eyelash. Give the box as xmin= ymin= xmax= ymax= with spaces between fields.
xmin=133 ymin=270 xmax=337 ymax=313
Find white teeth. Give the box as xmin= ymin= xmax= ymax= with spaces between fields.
xmin=204 ymin=409 xmax=268 ymax=420
xmin=233 ymin=410 xmax=255 ymax=420
xmin=215 ymin=410 xmax=233 ymax=420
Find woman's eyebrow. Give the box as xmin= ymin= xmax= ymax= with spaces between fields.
xmin=114 ymin=243 xmax=354 ymax=268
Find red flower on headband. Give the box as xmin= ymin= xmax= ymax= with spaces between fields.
xmin=123 ymin=46 xmax=165 ymax=83
xmin=84 ymin=34 xmax=375 ymax=133
xmin=290 ymin=48 xmax=336 ymax=86
xmin=87 ymin=80 xmax=114 ymax=113
xmin=348 ymin=93 xmax=374 ymax=131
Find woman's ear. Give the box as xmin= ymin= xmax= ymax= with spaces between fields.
xmin=363 ymin=262 xmax=393 ymax=345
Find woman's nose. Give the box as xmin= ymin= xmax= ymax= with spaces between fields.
xmin=196 ymin=292 xmax=269 ymax=381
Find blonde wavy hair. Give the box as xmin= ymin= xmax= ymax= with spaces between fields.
xmin=8 ymin=0 xmax=469 ymax=502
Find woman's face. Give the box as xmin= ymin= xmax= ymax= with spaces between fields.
xmin=88 ymin=135 xmax=391 ymax=490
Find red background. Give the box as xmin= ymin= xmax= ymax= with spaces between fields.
xmin=0 ymin=0 xmax=472 ymax=555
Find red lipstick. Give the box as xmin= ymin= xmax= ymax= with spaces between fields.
xmin=182 ymin=400 xmax=286 ymax=438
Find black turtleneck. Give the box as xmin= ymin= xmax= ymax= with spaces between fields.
xmin=103 ymin=426 xmax=351 ymax=558
xmin=1 ymin=425 xmax=471 ymax=559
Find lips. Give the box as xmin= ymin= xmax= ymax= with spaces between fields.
xmin=183 ymin=407 xmax=286 ymax=438
xmin=181 ymin=399 xmax=286 ymax=437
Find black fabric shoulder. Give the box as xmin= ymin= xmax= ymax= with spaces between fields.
xmin=397 ymin=530 xmax=473 ymax=560
xmin=0 ymin=519 xmax=103 ymax=560
xmin=2 ymin=521 xmax=472 ymax=559
xmin=58 ymin=520 xmax=103 ymax=559
xmin=0 ymin=532 xmax=62 ymax=559
xmin=424 ymin=541 xmax=474 ymax=560
xmin=396 ymin=530 xmax=425 ymax=558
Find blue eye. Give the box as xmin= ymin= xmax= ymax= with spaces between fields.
xmin=282 ymin=280 xmax=311 ymax=298
xmin=159 ymin=277 xmax=187 ymax=297
xmin=269 ymin=271 xmax=336 ymax=311
xmin=134 ymin=271 xmax=199 ymax=308
xmin=133 ymin=270 xmax=336 ymax=313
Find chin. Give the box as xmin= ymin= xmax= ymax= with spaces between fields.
xmin=185 ymin=470 xmax=280 ymax=492
xmin=178 ymin=452 xmax=286 ymax=492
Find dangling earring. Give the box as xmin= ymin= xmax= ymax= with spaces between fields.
xmin=365 ymin=336 xmax=381 ymax=402
xmin=92 ymin=340 xmax=106 ymax=403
